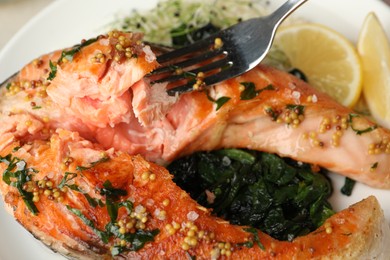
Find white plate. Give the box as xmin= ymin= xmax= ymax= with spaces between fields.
xmin=0 ymin=0 xmax=390 ymax=259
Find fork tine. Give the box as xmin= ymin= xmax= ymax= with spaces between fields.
xmin=152 ymin=57 xmax=230 ymax=84
xmin=166 ymin=66 xmax=235 ymax=96
xmin=156 ymin=37 xmax=214 ymax=64
xmin=202 ymin=67 xmax=237 ymax=86
xmin=186 ymin=57 xmax=231 ymax=75
xmin=151 ymin=48 xmax=225 ymax=75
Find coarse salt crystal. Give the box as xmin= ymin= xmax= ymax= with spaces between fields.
xmin=135 ymin=205 xmax=145 ymax=214
xmin=187 ymin=211 xmax=199 ymax=221
xmin=16 ymin=161 xmax=26 ymax=170
xmin=146 ymin=199 xmax=155 ymax=206
xmin=288 ymin=82 xmax=297 ymax=89
xmin=99 ymin=38 xmax=109 ymax=46
xmin=143 ymin=45 xmax=156 ymax=63
xmin=154 ymin=209 xmax=166 ymax=220
xmin=292 ymin=91 xmax=301 ymax=103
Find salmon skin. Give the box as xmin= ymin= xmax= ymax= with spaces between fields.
xmin=0 ymin=30 xmax=390 ymax=258
xmin=0 ymin=129 xmax=388 ymax=259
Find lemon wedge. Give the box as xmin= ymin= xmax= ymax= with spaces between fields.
xmin=273 ymin=23 xmax=362 ymax=107
xmin=357 ymin=12 xmax=390 ymax=128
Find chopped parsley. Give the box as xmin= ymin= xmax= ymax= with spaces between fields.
xmin=84 ymin=194 xmax=104 ymax=208
xmin=99 ymin=180 xmax=127 ymax=199
xmin=66 ymin=179 xmax=158 ymax=254
xmin=58 ymin=172 xmax=78 ymax=189
xmin=240 ymin=82 xmax=275 ymax=100
xmin=243 ymin=227 xmax=265 ymax=250
xmin=66 ymin=206 xmax=110 ymax=243
xmin=286 ymin=104 xmax=305 ymax=115
xmin=240 ymin=82 xmax=257 ymax=100
xmin=371 ymin=162 xmax=379 ymax=170
xmin=60 ymin=38 xmax=98 ymax=63
xmin=47 ymin=37 xmax=98 ymax=81
xmin=0 ymin=154 xmax=39 ymax=215
xmin=76 ymin=157 xmax=109 ymax=171
xmin=107 ymin=224 xmax=159 ymax=254
xmin=348 ymin=113 xmax=378 ymax=135
xmin=47 ymin=61 xmax=57 ymax=81
xmin=264 ymin=106 xmax=279 ymax=121
xmin=206 ymin=93 xmax=231 ymax=111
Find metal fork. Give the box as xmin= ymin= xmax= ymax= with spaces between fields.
xmin=149 ymin=0 xmax=308 ymax=95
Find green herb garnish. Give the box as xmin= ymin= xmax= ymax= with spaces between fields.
xmin=286 ymin=104 xmax=305 ymax=115
xmin=0 ymin=154 xmax=39 ymax=215
xmin=371 ymin=162 xmax=379 ymax=170
xmin=259 ymin=84 xmax=276 ymax=93
xmin=100 ymin=180 xmax=127 ymax=199
xmin=240 ymin=82 xmax=275 ymax=100
xmin=12 ymin=146 xmax=21 ymax=152
xmin=265 ymin=106 xmax=279 ymax=121
xmin=76 ymin=157 xmax=109 ymax=171
xmin=58 ymin=172 xmax=77 ymax=189
xmin=60 ymin=38 xmax=97 ymax=63
xmin=348 ymin=113 xmax=378 ymax=135
xmin=47 ymin=60 xmax=57 ymax=81
xmin=206 ymin=93 xmax=231 ymax=111
xmin=58 ymin=172 xmax=84 ymax=193
xmin=66 ymin=206 xmax=110 ymax=243
xmin=243 ymin=227 xmax=265 ymax=250
xmin=84 ymin=193 xmax=104 ymax=208
xmin=240 ymin=82 xmax=257 ymax=100
xmin=47 ymin=37 xmax=98 ymax=81
xmin=106 ymin=222 xmax=159 ymax=253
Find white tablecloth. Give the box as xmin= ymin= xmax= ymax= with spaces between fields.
xmin=0 ymin=0 xmax=52 ymax=51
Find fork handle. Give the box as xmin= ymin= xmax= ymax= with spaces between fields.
xmin=267 ymin=0 xmax=309 ymax=27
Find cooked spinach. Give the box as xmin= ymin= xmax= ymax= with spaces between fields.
xmin=341 ymin=177 xmax=356 ymax=196
xmin=168 ymin=149 xmax=334 ymax=241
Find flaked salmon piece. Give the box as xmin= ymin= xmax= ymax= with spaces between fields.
xmin=0 ymin=31 xmax=158 ymax=132
xmin=0 ymin=129 xmax=388 ymax=259
xmin=132 ymin=79 xmax=178 ymax=126
xmin=46 ymin=32 xmax=157 ymax=128
xmin=1 ymin=31 xmax=390 ymax=189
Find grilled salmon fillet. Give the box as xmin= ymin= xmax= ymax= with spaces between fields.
xmin=0 ymin=129 xmax=388 ymax=259
xmin=0 ymin=30 xmax=390 ymax=258
xmin=0 ymin=30 xmax=389 ymax=188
